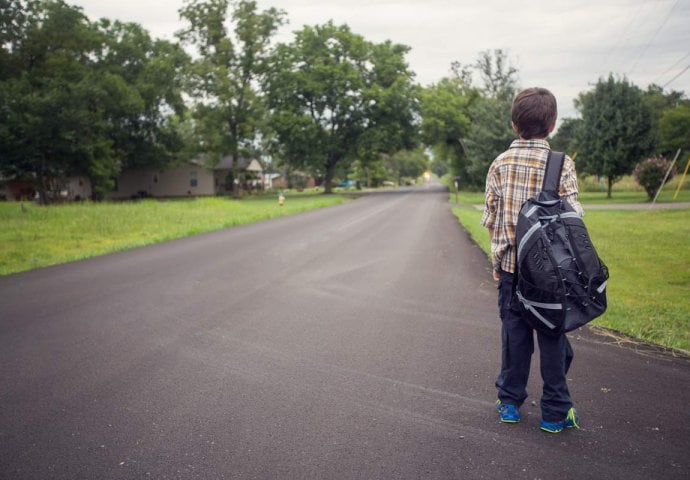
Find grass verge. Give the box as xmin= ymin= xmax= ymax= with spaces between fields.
xmin=451 ymin=192 xmax=690 ymax=352
xmin=0 ymin=194 xmax=349 ymax=276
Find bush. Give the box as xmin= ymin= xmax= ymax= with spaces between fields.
xmin=633 ymin=156 xmax=677 ymax=200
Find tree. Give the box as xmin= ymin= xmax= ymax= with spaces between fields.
xmin=0 ymin=1 xmax=188 ymax=201
xmin=420 ymin=50 xmax=518 ymax=188
xmin=357 ymin=40 xmax=419 ymax=170
xmin=419 ymin=77 xmax=475 ymax=183
xmin=177 ymin=0 xmax=285 ymax=197
xmin=463 ymin=94 xmax=515 ymax=186
xmin=659 ymin=104 xmax=690 ymax=153
xmin=94 ymin=20 xmax=188 ymax=173
xmin=633 ymin=156 xmax=677 ymax=200
xmin=0 ymin=0 xmax=118 ymax=202
xmin=573 ymin=75 xmax=655 ymax=198
xmin=643 ymin=84 xmax=687 ymax=154
xmin=473 ymin=49 xmax=518 ymax=104
xmin=384 ymin=148 xmax=428 ymax=185
xmin=549 ymin=117 xmax=581 ymax=155
xmin=265 ymin=22 xmax=418 ymax=193
xmin=463 ymin=50 xmax=518 ymax=187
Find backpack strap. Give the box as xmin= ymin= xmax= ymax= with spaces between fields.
xmin=542 ymin=150 xmax=565 ymax=193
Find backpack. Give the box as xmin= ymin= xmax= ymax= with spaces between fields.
xmin=514 ymin=151 xmax=609 ymax=336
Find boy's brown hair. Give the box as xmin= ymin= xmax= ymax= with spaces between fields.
xmin=511 ymin=87 xmax=557 ymax=140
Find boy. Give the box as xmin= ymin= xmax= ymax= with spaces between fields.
xmin=481 ymin=87 xmax=584 ymax=433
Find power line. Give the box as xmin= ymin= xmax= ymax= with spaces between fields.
xmin=604 ymin=1 xmax=649 ymax=74
xmin=662 ymin=64 xmax=690 ymax=88
xmin=627 ymin=0 xmax=680 ymax=75
xmin=652 ymin=51 xmax=690 ymax=83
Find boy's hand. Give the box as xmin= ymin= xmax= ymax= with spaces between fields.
xmin=493 ymin=270 xmax=500 ymax=282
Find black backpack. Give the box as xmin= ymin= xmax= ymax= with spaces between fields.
xmin=514 ymin=151 xmax=609 ymax=336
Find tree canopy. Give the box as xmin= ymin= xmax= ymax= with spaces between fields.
xmin=1 ymin=1 xmax=688 ymax=202
xmin=177 ymin=0 xmax=285 ymax=196
xmin=420 ymin=50 xmax=518 ymax=188
xmin=573 ymin=75 xmax=656 ymax=198
xmin=264 ymin=22 xmax=418 ymax=193
xmin=0 ymin=0 xmax=187 ymax=202
xmin=659 ymin=104 xmax=690 ymax=153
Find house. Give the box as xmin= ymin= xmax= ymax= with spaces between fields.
xmin=214 ymin=156 xmax=264 ymax=193
xmin=110 ymin=156 xmax=263 ymax=199
xmin=263 ymin=173 xmax=285 ymax=189
xmin=111 ymin=160 xmax=214 ymax=199
xmin=1 ymin=176 xmax=91 ymax=201
xmin=66 ymin=176 xmax=92 ymax=200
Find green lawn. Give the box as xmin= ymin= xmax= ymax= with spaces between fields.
xmin=0 ymin=193 xmax=349 ymax=275
xmin=451 ymin=188 xmax=690 ymax=206
xmin=451 ymin=192 xmax=690 ymax=352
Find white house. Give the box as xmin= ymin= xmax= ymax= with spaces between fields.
xmin=110 ymin=156 xmax=263 ymax=199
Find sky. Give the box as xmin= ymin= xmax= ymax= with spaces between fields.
xmin=69 ymin=0 xmax=690 ymax=124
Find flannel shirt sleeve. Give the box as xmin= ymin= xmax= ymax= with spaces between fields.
xmin=560 ymin=156 xmax=584 ymax=216
xmin=481 ymin=165 xmax=498 ymax=228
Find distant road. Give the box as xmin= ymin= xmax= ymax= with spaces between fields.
xmin=1 ymin=184 xmax=688 ymax=479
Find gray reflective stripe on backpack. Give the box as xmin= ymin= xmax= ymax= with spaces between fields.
xmin=560 ymin=212 xmax=581 ymax=220
xmin=517 ymin=222 xmax=542 ymax=261
xmin=525 ymin=205 xmax=540 ymax=217
xmin=516 ymin=291 xmax=561 ymax=330
xmin=596 ymin=280 xmax=607 ymax=293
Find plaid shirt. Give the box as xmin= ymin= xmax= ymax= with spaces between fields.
xmin=481 ymin=139 xmax=583 ymax=274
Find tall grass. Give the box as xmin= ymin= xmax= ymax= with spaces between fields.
xmin=451 ymin=192 xmax=690 ymax=352
xmin=0 ymin=194 xmax=349 ymax=275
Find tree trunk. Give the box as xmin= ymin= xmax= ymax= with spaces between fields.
xmin=36 ymin=160 xmax=48 ymax=205
xmin=229 ymin=122 xmax=241 ymax=199
xmin=324 ymin=160 xmax=336 ymax=194
xmin=607 ymin=176 xmax=613 ymax=199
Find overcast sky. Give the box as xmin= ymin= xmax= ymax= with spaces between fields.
xmin=70 ymin=0 xmax=690 ymax=123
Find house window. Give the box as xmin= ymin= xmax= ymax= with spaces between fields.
xmin=190 ymin=171 xmax=197 ymax=188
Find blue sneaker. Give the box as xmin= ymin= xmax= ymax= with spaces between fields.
xmin=540 ymin=407 xmax=580 ymax=433
xmin=496 ymin=400 xmax=520 ymax=423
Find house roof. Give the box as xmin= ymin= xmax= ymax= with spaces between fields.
xmin=215 ymin=156 xmax=263 ymax=172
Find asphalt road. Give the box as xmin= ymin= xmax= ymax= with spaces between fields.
xmin=1 ymin=185 xmax=688 ymax=479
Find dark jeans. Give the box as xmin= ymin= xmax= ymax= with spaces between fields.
xmin=496 ymin=270 xmax=574 ymax=422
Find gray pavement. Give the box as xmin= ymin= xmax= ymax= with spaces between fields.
xmin=1 ymin=185 xmax=688 ymax=479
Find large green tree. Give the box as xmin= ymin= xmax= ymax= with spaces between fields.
xmin=0 ymin=0 xmax=188 ymax=202
xmin=573 ymin=75 xmax=655 ymax=198
xmin=643 ymin=84 xmax=687 ymax=154
xmin=420 ymin=50 xmax=518 ymax=188
xmin=94 ymin=19 xmax=188 ymax=172
xmin=419 ymin=76 xmax=475 ymax=183
xmin=264 ymin=22 xmax=418 ymax=193
xmin=463 ymin=50 xmax=518 ymax=187
xmin=659 ymin=103 xmax=690 ymax=153
xmin=177 ymin=0 xmax=285 ymax=196
xmin=549 ymin=117 xmax=581 ymax=155
xmin=0 ymin=0 xmax=117 ymax=202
